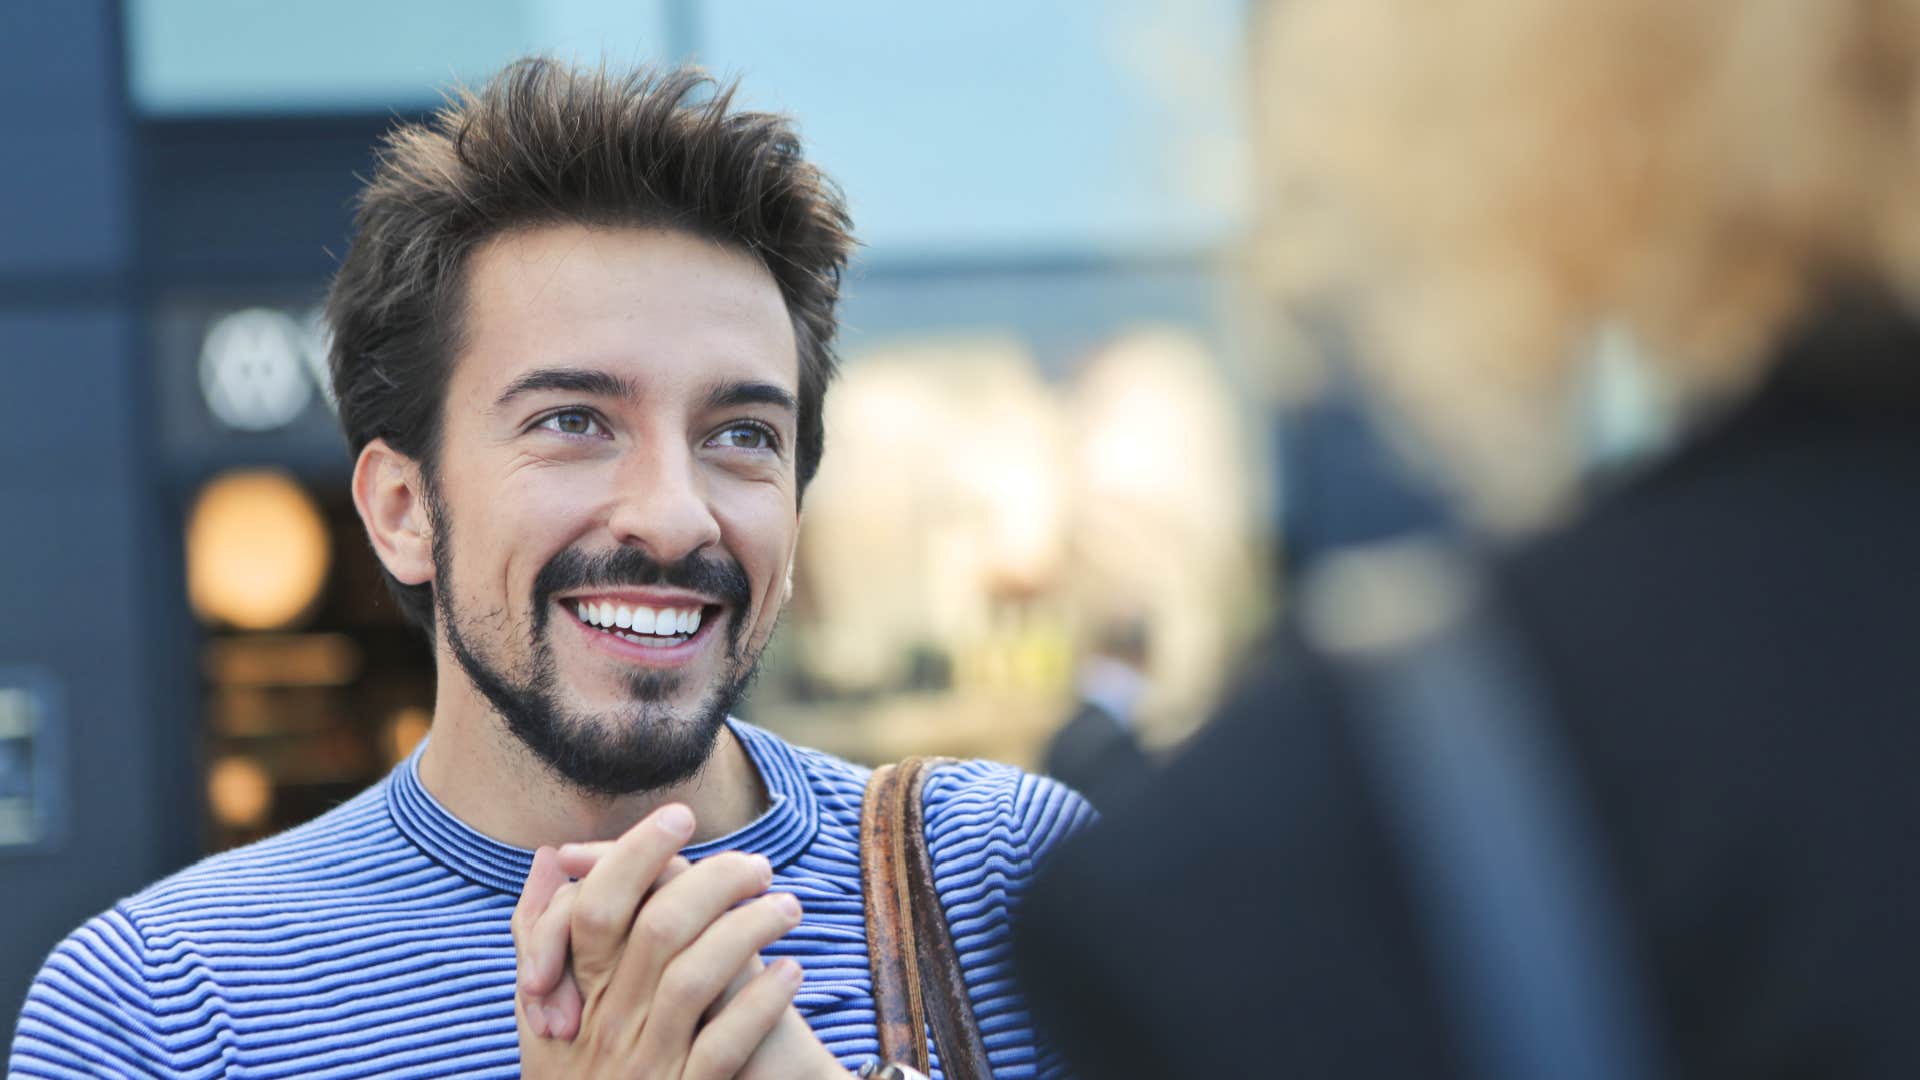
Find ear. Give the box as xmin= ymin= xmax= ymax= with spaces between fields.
xmin=352 ymin=439 xmax=435 ymax=588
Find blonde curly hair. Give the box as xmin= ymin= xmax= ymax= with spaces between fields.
xmin=1254 ymin=0 xmax=1920 ymax=520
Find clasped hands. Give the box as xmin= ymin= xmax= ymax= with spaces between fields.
xmin=513 ymin=803 xmax=854 ymax=1079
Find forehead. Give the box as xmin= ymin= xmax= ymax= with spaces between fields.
xmin=450 ymin=223 xmax=798 ymax=404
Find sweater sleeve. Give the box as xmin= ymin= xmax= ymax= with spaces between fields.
xmin=7 ymin=907 xmax=187 ymax=1079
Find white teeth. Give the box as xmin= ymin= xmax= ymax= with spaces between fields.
xmin=575 ymin=600 xmax=706 ymax=638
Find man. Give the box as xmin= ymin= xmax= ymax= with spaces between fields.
xmin=9 ymin=59 xmax=1090 ymax=1078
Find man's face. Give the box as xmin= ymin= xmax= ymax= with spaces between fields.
xmin=427 ymin=224 xmax=802 ymax=796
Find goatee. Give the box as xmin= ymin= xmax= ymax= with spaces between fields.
xmin=436 ymin=535 xmax=762 ymax=797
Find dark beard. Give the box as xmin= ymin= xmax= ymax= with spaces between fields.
xmin=434 ymin=518 xmax=762 ymax=797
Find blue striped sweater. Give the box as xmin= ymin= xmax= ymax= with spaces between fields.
xmin=7 ymin=721 xmax=1095 ymax=1078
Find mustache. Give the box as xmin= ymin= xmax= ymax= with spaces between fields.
xmin=532 ymin=546 xmax=753 ymax=617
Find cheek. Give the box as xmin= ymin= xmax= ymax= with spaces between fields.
xmin=715 ymin=489 xmax=798 ymax=612
xmin=465 ymin=468 xmax=606 ymax=605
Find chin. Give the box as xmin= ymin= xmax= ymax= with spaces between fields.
xmin=519 ymin=698 xmax=731 ymax=798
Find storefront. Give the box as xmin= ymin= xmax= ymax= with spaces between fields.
xmin=2 ymin=0 xmax=1274 ymax=1032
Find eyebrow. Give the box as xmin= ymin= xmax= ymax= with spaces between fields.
xmin=490 ymin=367 xmax=640 ymax=412
xmin=702 ymin=380 xmax=798 ymax=417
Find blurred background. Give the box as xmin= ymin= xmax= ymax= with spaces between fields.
xmin=0 ymin=0 xmax=1507 ymax=1034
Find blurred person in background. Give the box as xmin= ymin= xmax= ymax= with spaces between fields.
xmin=9 ymin=58 xmax=1091 ymax=1079
xmin=1015 ymin=1 xmax=1920 ymax=1077
xmin=1042 ymin=613 xmax=1154 ymax=811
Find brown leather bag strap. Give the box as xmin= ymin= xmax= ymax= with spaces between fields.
xmin=861 ymin=760 xmax=929 ymax=1071
xmin=897 ymin=757 xmax=994 ymax=1080
xmin=861 ymin=756 xmax=993 ymax=1080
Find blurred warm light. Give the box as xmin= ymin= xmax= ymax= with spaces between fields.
xmin=202 ymin=634 xmax=362 ymax=687
xmin=1066 ymin=327 xmax=1268 ymax=745
xmin=802 ymin=339 xmax=1068 ymax=693
xmin=207 ymin=755 xmax=274 ymax=829
xmin=792 ymin=328 xmax=1267 ymax=755
xmin=187 ymin=469 xmax=331 ymax=630
xmin=382 ymin=707 xmax=432 ymax=767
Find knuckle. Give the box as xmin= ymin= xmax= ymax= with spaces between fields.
xmin=687 ymin=1040 xmax=745 ymax=1079
xmin=660 ymin=956 xmax=724 ymax=1003
xmin=571 ymin=902 xmax=621 ymax=941
xmin=635 ymin=903 xmax=685 ymax=947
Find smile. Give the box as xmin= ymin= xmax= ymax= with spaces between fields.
xmin=572 ymin=598 xmax=709 ymax=648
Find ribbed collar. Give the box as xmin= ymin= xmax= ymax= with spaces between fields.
xmin=384 ymin=719 xmax=822 ymax=895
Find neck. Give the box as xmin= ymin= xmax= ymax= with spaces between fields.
xmin=415 ymin=665 xmax=770 ymax=850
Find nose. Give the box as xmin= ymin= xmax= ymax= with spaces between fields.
xmin=605 ymin=440 xmax=723 ymax=564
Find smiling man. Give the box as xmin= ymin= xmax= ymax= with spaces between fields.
xmin=9 ymin=60 xmax=1091 ymax=1079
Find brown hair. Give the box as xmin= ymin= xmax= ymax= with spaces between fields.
xmin=327 ymin=57 xmax=855 ymax=630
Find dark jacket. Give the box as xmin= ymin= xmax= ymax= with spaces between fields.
xmin=1043 ymin=700 xmax=1152 ymax=812
xmin=1013 ymin=305 xmax=1920 ymax=1079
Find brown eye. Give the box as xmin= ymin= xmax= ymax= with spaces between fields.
xmin=540 ymin=409 xmax=601 ymax=437
xmin=714 ymin=423 xmax=775 ymax=451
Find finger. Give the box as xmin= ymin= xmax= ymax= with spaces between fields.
xmin=553 ymin=841 xmax=612 ymax=880
xmin=513 ymin=848 xmax=573 ymax=1038
xmin=604 ymin=851 xmax=773 ymax=1018
xmin=656 ymin=854 xmax=692 ymax=887
xmin=565 ymin=804 xmax=696 ymax=979
xmin=516 ymin=976 xmax=550 ymax=1041
xmin=542 ymin=966 xmax=583 ymax=1042
xmin=704 ymin=953 xmax=766 ymax=1026
xmin=554 ymin=845 xmax=689 ymax=887
xmin=632 ymin=891 xmax=803 ymax=1066
xmin=538 ymin=856 xmax=698 ymax=1045
xmin=520 ymin=881 xmax=580 ymax=1002
xmin=684 ymin=959 xmax=805 ymax=1080
xmin=512 ymin=847 xmax=570 ymax=953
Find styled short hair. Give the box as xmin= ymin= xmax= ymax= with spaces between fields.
xmin=327 ymin=58 xmax=855 ymax=631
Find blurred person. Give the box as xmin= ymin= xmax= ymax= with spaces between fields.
xmin=1014 ymin=2 xmax=1920 ymax=1078
xmin=1042 ymin=614 xmax=1154 ymax=810
xmin=8 ymin=59 xmax=1091 ymax=1079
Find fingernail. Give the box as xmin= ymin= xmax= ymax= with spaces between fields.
xmin=657 ymin=804 xmax=694 ymax=838
xmin=773 ymin=957 xmax=803 ymax=985
xmin=544 ymin=1006 xmax=569 ymax=1038
xmin=527 ymin=1003 xmax=549 ymax=1038
xmin=773 ymin=892 xmax=802 ymax=920
xmin=556 ymin=843 xmax=583 ymax=860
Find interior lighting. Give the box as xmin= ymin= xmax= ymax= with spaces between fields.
xmin=187 ymin=469 xmax=331 ymax=630
xmin=207 ymin=755 xmax=274 ymax=829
